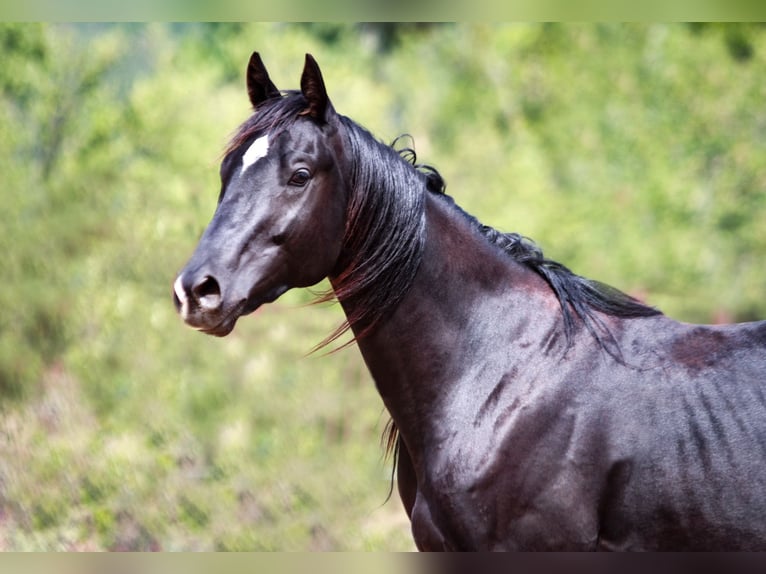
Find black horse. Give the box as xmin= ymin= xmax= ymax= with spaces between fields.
xmin=173 ymin=53 xmax=766 ymax=550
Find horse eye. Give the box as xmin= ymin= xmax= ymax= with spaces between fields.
xmin=288 ymin=168 xmax=311 ymax=187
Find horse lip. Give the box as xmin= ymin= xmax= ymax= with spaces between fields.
xmin=190 ymin=285 xmax=289 ymax=335
xmin=200 ymin=322 xmax=236 ymax=337
xmin=194 ymin=300 xmax=247 ymax=337
xmin=199 ymin=295 xmax=270 ymax=335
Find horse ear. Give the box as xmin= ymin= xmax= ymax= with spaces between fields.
xmin=246 ymin=52 xmax=280 ymax=108
xmin=300 ymin=53 xmax=332 ymax=122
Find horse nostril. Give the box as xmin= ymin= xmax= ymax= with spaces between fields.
xmin=192 ymin=275 xmax=222 ymax=311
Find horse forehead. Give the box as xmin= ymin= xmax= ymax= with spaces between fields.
xmin=282 ymin=122 xmax=328 ymax=152
xmin=240 ymin=134 xmax=270 ymax=174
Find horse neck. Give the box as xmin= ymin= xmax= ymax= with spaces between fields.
xmin=339 ymin=192 xmax=565 ymax=460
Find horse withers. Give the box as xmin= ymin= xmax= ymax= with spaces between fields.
xmin=174 ymin=52 xmax=766 ymax=550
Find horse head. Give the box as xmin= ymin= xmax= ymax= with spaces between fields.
xmin=173 ymin=53 xmax=348 ymax=336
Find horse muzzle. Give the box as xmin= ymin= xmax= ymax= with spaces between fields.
xmin=173 ymin=271 xmax=289 ymax=336
xmin=173 ymin=272 xmax=237 ymax=336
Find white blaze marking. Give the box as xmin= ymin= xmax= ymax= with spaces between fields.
xmin=240 ymin=134 xmax=270 ymax=174
xmin=174 ymin=275 xmax=189 ymax=319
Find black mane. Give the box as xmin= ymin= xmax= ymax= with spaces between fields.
xmin=318 ymin=119 xmax=433 ymax=347
xmin=390 ymin=135 xmax=660 ymax=359
xmin=444 ymin=196 xmax=661 ymax=358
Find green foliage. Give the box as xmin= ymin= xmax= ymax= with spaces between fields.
xmin=1 ymin=23 xmax=765 ymax=550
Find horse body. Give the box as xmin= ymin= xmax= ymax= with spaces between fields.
xmin=174 ymin=53 xmax=766 ymax=550
xmin=351 ymin=191 xmax=766 ymax=550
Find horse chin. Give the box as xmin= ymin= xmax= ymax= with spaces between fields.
xmin=200 ymin=321 xmax=237 ymax=337
xmin=196 ymin=303 xmax=246 ymax=337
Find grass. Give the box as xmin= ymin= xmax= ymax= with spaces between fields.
xmin=0 ymin=294 xmax=415 ymax=551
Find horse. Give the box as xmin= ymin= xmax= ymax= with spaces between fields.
xmin=173 ymin=52 xmax=766 ymax=551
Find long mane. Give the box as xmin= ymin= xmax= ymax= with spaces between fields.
xmin=323 ymin=118 xmax=661 ymax=354
xmin=314 ymin=121 xmax=439 ymax=348
xmin=445 ymin=195 xmax=661 ymax=359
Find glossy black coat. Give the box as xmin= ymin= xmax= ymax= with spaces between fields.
xmin=175 ymin=53 xmax=766 ymax=550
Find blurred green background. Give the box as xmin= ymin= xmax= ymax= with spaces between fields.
xmin=1 ymin=23 xmax=765 ymax=550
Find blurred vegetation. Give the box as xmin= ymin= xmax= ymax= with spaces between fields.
xmin=1 ymin=23 xmax=765 ymax=550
